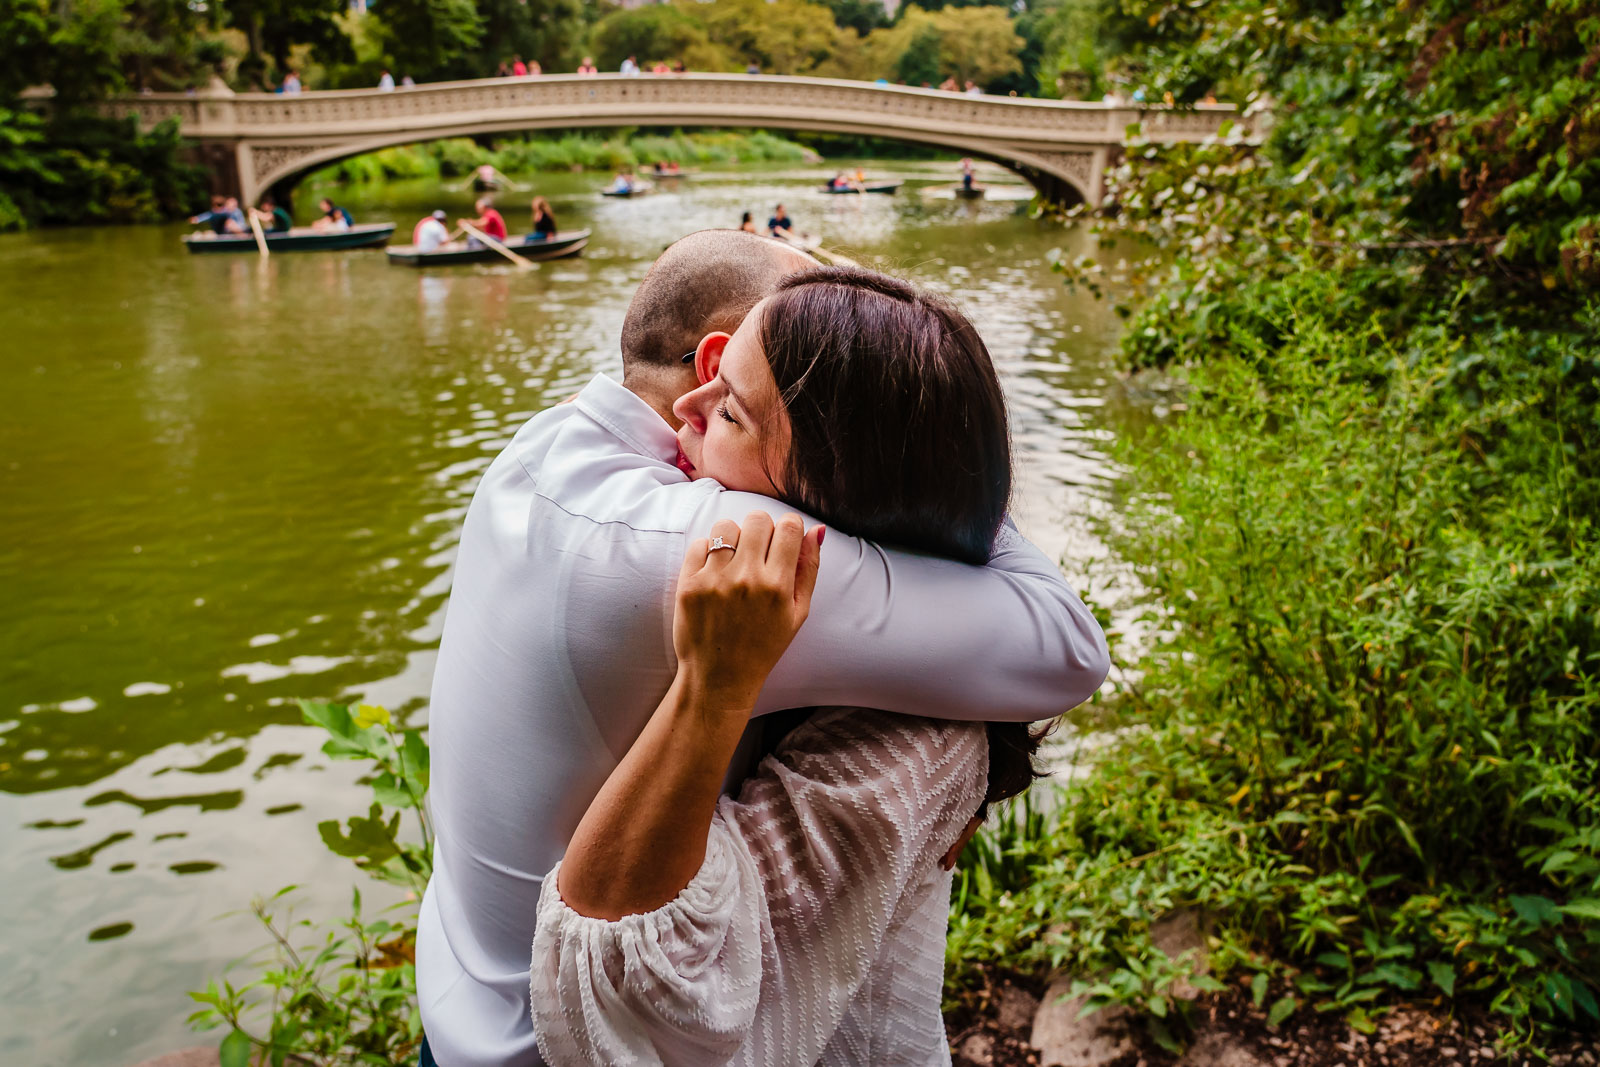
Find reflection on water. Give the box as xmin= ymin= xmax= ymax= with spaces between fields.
xmin=0 ymin=161 xmax=1150 ymax=1065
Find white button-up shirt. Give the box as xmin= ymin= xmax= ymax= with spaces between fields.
xmin=416 ymin=373 xmax=1109 ymax=1067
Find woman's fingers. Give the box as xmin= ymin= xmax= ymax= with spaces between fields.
xmin=766 ymin=514 xmax=805 ymax=584
xmin=793 ymin=525 xmax=824 ymax=619
xmin=681 ymin=537 xmax=711 ymax=576
xmin=736 ymin=510 xmax=775 ymax=568
xmin=705 ymin=517 xmax=741 ymax=565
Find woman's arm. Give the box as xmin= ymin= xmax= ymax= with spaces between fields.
xmin=533 ymin=712 xmax=987 ymax=1067
xmin=692 ymin=492 xmax=1110 ymax=724
xmin=557 ymin=510 xmax=823 ymax=920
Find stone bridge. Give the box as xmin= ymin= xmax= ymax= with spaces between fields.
xmin=102 ymin=74 xmax=1250 ymax=206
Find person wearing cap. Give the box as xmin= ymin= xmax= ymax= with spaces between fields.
xmin=414 ymin=209 xmax=451 ymax=252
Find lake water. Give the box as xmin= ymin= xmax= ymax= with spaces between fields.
xmin=0 ymin=160 xmax=1156 ymax=1064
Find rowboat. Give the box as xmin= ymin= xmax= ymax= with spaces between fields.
xmin=182 ymin=223 xmax=395 ymax=254
xmin=819 ymin=181 xmax=902 ymax=195
xmin=954 ymin=185 xmax=986 ymax=200
xmin=600 ymin=182 xmax=654 ymax=198
xmin=385 ymin=229 xmax=591 ymax=266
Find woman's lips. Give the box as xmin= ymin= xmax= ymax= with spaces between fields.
xmin=673 ymin=444 xmax=695 ymax=477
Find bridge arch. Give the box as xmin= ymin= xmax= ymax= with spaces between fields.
xmin=102 ymin=74 xmax=1247 ymax=208
xmin=253 ymin=117 xmax=1096 ymax=207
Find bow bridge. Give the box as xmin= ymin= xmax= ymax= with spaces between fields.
xmin=105 ymin=74 xmax=1248 ymax=206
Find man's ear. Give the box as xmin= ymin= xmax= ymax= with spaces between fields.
xmin=693 ymin=332 xmax=731 ymax=385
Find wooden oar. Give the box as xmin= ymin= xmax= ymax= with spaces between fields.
xmin=248 ymin=211 xmax=270 ymax=258
xmin=492 ymin=166 xmax=529 ymax=192
xmin=460 ymin=221 xmax=534 ymax=271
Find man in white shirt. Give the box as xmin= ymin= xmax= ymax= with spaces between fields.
xmin=620 ymin=54 xmax=640 ymax=76
xmin=415 ymin=210 xmax=450 ymax=252
xmin=416 ymin=230 xmax=1109 ymax=1066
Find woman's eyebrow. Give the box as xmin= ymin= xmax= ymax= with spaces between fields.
xmin=720 ymin=373 xmax=754 ymax=420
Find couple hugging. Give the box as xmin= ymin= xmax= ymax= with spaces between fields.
xmin=418 ymin=229 xmax=1110 ymax=1067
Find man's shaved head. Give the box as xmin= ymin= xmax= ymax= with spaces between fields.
xmin=621 ymin=230 xmax=815 ymax=408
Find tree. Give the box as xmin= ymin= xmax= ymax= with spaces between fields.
xmin=864 ymin=7 xmax=1023 ymax=89
xmin=893 ymin=21 xmax=942 ymax=85
xmin=925 ymin=7 xmax=1023 ymax=87
xmin=820 ymin=0 xmax=888 ymax=37
xmin=588 ymin=5 xmax=727 ymax=71
xmin=223 ymin=0 xmax=353 ymax=85
xmin=691 ymin=0 xmax=841 ymax=75
xmin=370 ymin=0 xmax=484 ymax=82
xmin=471 ymin=0 xmax=586 ymax=75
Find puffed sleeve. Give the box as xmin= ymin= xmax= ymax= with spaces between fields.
xmin=530 ymin=709 xmax=987 ymax=1067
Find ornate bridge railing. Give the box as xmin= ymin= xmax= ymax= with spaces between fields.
xmin=95 ymin=74 xmax=1251 ymax=205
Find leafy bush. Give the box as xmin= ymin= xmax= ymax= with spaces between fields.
xmin=0 ymin=108 xmax=204 ymax=229
xmin=312 ymin=130 xmax=814 ymax=185
xmin=950 ymin=277 xmax=1600 ymax=1047
xmin=189 ymin=702 xmax=430 ymax=1067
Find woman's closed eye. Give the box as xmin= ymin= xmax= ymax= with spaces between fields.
xmin=716 ymin=402 xmax=739 ymax=426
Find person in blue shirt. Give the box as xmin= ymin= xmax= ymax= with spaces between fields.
xmin=767 ymin=204 xmax=795 ymax=238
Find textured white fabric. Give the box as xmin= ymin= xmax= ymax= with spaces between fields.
xmin=530 ymin=708 xmax=987 ymax=1067
xmin=418 ymin=372 xmax=1109 ymax=1067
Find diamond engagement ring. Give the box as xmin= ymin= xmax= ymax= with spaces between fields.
xmin=708 ymin=536 xmax=736 ymax=553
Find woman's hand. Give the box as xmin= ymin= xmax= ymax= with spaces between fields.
xmin=673 ymin=511 xmax=825 ymax=715
xmin=556 ymin=511 xmax=823 ymax=920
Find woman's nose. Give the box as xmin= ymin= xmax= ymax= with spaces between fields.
xmin=673 ymin=385 xmax=710 ymax=432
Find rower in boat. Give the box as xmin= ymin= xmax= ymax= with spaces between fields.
xmin=251 ymin=196 xmax=293 ymax=234
xmin=602 ymin=171 xmax=652 ymax=196
xmin=385 ymin=228 xmax=591 ymax=266
xmin=458 ymin=198 xmax=508 ymax=249
xmin=414 ymin=209 xmax=451 ymax=252
xmin=767 ymin=203 xmax=797 ymax=240
xmin=189 ymin=196 xmax=247 ymax=235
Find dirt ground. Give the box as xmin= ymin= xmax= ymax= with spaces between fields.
xmin=945 ymin=968 xmax=1599 ymax=1067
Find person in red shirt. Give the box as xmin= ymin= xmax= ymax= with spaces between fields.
xmin=460 ymin=197 xmax=508 ymax=247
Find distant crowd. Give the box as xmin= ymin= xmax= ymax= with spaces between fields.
xmin=259 ymin=57 xmax=1039 ymax=95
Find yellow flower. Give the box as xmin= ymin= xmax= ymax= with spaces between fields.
xmin=354 ymin=704 xmax=391 ymax=729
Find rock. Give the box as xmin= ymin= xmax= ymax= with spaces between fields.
xmin=128 ymin=1049 xmax=220 ymax=1067
xmin=996 ymin=981 xmax=1042 ymax=1032
xmin=955 ymin=1030 xmax=997 ymax=1066
xmin=1180 ymin=1033 xmax=1269 ymax=1067
xmin=1031 ymin=977 xmax=1135 ymax=1067
xmin=1149 ymin=909 xmax=1210 ymax=1000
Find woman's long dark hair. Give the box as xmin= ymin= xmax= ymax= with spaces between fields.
xmin=758 ymin=266 xmax=1045 ymax=812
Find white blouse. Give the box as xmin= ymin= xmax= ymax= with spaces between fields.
xmin=530 ymin=708 xmax=989 ymax=1067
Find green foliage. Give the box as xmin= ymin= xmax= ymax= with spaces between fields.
xmin=190 ymin=701 xmax=431 ymax=1065
xmin=370 ymin=0 xmax=485 ymax=83
xmin=1056 ymin=0 xmax=1600 ymax=327
xmin=0 ymin=108 xmax=205 ymax=230
xmin=946 ymin=0 xmax=1600 ymax=1052
xmin=314 ymin=130 xmax=812 ymax=184
xmin=225 ymin=0 xmax=354 ymax=84
xmin=589 ymin=4 xmax=726 ymax=72
xmin=299 ymin=700 xmax=432 ymax=892
xmin=188 ymin=887 xmax=423 ymax=1067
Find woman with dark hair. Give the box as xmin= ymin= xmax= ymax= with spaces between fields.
xmin=528 ymin=196 xmax=557 ymax=240
xmin=530 ymin=267 xmax=1055 ymax=1064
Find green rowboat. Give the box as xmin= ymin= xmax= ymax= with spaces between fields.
xmin=182 ymin=223 xmax=395 ymax=254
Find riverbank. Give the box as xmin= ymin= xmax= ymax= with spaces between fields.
xmin=945 ymin=967 xmax=1600 ymax=1067
xmin=315 ymin=130 xmax=821 ymax=186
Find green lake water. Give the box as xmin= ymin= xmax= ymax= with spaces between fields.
xmin=0 ymin=160 xmax=1161 ymax=1064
